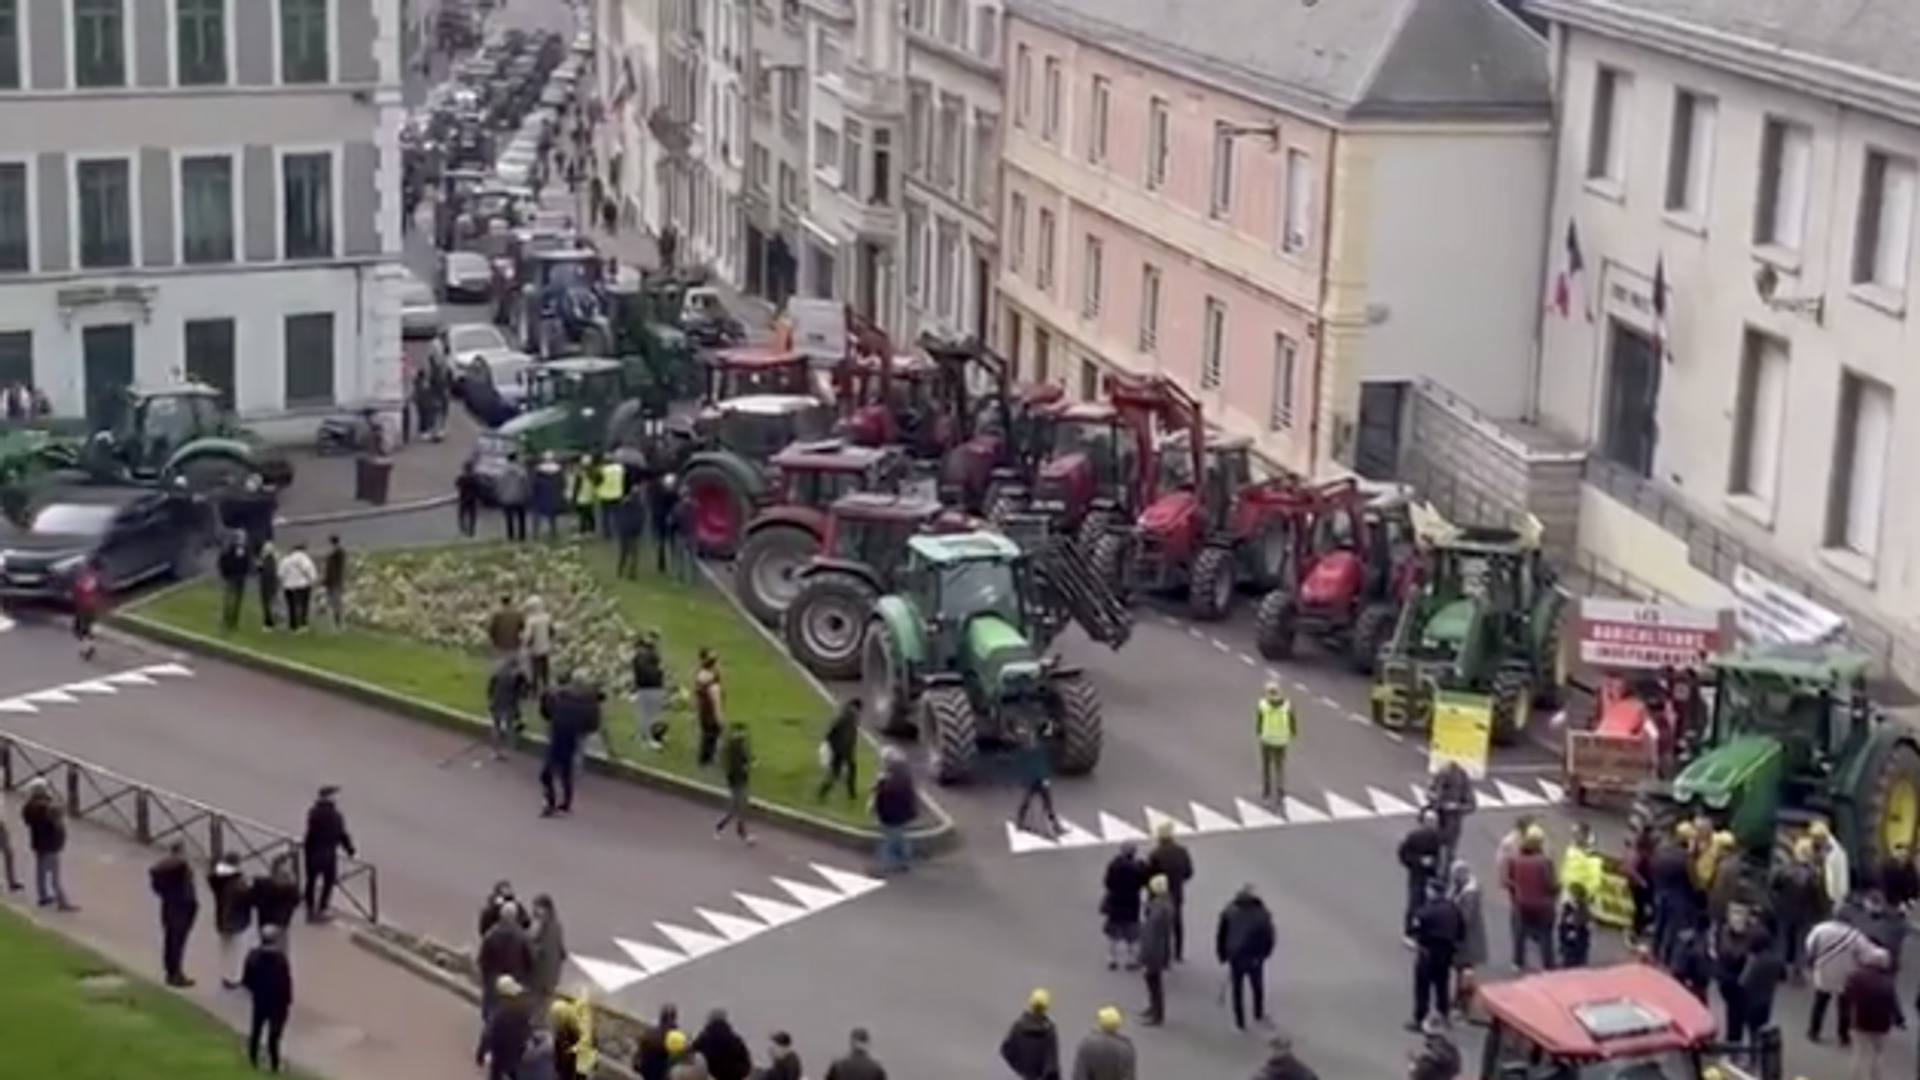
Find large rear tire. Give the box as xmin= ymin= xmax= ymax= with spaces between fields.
xmin=1855 ymin=735 xmax=1920 ymax=864
xmin=1188 ymin=545 xmax=1235 ymax=622
xmin=1254 ymin=590 xmax=1297 ymax=660
xmin=1489 ymin=668 xmax=1532 ymax=747
xmin=1351 ymin=603 xmax=1397 ymax=674
xmin=1089 ymin=532 xmax=1127 ymax=594
xmin=860 ymin=621 xmax=913 ymax=737
xmin=921 ymin=685 xmax=979 ymax=786
xmin=1049 ymin=672 xmax=1102 ymax=777
xmin=782 ymin=570 xmax=878 ymax=680
xmin=735 ymin=524 xmax=820 ymax=626
xmin=681 ymin=461 xmax=751 ymax=559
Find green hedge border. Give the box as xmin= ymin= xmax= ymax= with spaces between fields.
xmin=112 ymin=588 xmax=960 ymax=858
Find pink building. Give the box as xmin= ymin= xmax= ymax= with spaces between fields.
xmin=999 ymin=0 xmax=1551 ymax=477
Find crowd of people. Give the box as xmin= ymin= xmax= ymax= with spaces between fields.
xmin=454 ymin=447 xmax=697 ymax=582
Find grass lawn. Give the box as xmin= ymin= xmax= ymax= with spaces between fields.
xmin=0 ymin=906 xmax=307 ymax=1079
xmin=129 ymin=539 xmax=875 ymax=827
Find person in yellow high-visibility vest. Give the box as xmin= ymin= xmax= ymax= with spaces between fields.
xmin=594 ymin=456 xmax=625 ymax=539
xmin=1560 ymin=825 xmax=1604 ymax=903
xmin=1256 ymin=681 xmax=1295 ymax=803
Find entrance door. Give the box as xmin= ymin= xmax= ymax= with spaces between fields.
xmin=971 ymin=250 xmax=992 ymax=340
xmin=82 ymin=323 xmax=136 ymax=429
xmin=1354 ymin=380 xmax=1405 ymax=480
xmin=1601 ymin=320 xmax=1661 ymax=477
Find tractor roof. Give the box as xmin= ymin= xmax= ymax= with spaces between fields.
xmin=1712 ymin=642 xmax=1869 ymax=683
xmin=133 ymin=382 xmax=223 ymax=400
xmin=535 ymin=248 xmax=598 ymax=262
xmin=1476 ymin=965 xmax=1715 ymax=1059
xmin=720 ymin=393 xmax=823 ymax=416
xmin=771 ymin=439 xmax=890 ymax=473
xmin=537 ymin=357 xmax=622 ymax=375
xmin=909 ymin=531 xmax=1022 ymax=564
xmin=1052 ymin=401 xmax=1116 ymax=421
xmin=830 ymin=491 xmax=944 ymax=520
xmin=708 ymin=346 xmax=806 ymax=368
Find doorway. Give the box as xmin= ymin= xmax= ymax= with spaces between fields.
xmin=1354 ymin=380 xmax=1406 ymax=480
xmin=82 ymin=323 xmax=135 ymax=429
xmin=1034 ymin=327 xmax=1051 ymax=385
xmin=1600 ymin=319 xmax=1661 ymax=478
xmin=970 ymin=250 xmax=993 ymax=341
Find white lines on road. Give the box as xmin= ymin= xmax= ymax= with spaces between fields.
xmin=1152 ymin=613 xmax=1379 ymax=729
xmin=0 ymin=664 xmax=193 ymax=715
xmin=565 ymin=863 xmax=887 ymax=995
xmin=1005 ymin=777 xmax=1567 ymax=854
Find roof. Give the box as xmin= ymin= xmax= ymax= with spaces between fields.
xmin=133 ymin=382 xmax=222 ymax=399
xmin=1008 ymin=0 xmax=1549 ymax=122
xmin=831 ymin=491 xmax=946 ymax=518
xmin=537 ymin=357 xmax=621 ymax=374
xmin=719 ymin=394 xmax=824 ymax=416
xmin=708 ymin=347 xmax=806 ymax=368
xmin=1713 ymin=643 xmax=1872 ymax=682
xmin=535 ymin=248 xmax=597 ymax=261
xmin=1477 ymin=965 xmax=1717 ymax=1059
xmin=1526 ymin=0 xmax=1920 ymax=124
xmin=772 ymin=439 xmax=891 ymax=472
xmin=909 ymin=531 xmax=1023 ymax=564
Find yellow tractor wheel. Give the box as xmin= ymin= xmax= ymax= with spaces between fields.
xmin=1856 ymin=736 xmax=1920 ymax=862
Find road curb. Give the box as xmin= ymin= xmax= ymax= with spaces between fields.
xmin=277 ymin=492 xmax=458 ymax=527
xmin=106 ymin=609 xmax=960 ymax=857
xmin=347 ymin=924 xmax=648 ymax=1078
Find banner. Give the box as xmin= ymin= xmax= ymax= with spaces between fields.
xmin=1427 ymin=691 xmax=1492 ymax=777
xmin=1732 ymin=566 xmax=1844 ymax=646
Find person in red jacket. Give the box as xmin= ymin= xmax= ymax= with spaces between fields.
xmin=1504 ymin=827 xmax=1558 ymax=971
xmin=70 ymin=557 xmax=103 ymax=661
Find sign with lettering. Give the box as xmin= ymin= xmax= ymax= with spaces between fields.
xmin=1731 ymin=566 xmax=1845 ymax=646
xmin=1576 ymin=598 xmax=1722 ymax=669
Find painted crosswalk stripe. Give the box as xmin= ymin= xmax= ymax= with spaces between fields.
xmin=1281 ymin=795 xmax=1331 ymax=824
xmin=697 ymin=908 xmax=768 ymax=943
xmin=1367 ymin=787 xmax=1419 ymax=816
xmin=616 ymin=937 xmax=687 ymax=975
xmin=1143 ymin=806 xmax=1186 ymax=836
xmin=1234 ymin=798 xmax=1285 ymax=829
xmin=1189 ymin=801 xmax=1241 ymax=833
xmin=1323 ymin=792 xmax=1374 ymax=820
xmin=1495 ymin=780 xmax=1549 ymax=808
xmin=0 ymin=663 xmax=197 ymax=715
xmin=734 ymin=892 xmax=806 ymax=927
xmin=572 ymin=955 xmax=648 ymax=993
xmin=1099 ymin=812 xmax=1147 ymax=843
xmin=655 ymin=922 xmax=729 ymax=957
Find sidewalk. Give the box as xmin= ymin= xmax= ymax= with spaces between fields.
xmin=5 ymin=820 xmax=481 ymax=1080
xmin=583 ymin=224 xmax=781 ymax=331
xmin=273 ymin=411 xmax=474 ymax=525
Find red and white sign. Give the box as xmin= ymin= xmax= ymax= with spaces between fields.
xmin=1576 ymin=598 xmax=1723 ymax=670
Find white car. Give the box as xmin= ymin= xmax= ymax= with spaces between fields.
xmin=440 ymin=250 xmax=495 ymax=303
xmin=395 ymin=273 xmax=444 ymax=339
xmin=430 ymin=322 xmax=513 ymax=373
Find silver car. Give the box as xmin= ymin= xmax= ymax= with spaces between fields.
xmin=396 ymin=274 xmax=444 ymax=339
xmin=440 ymin=251 xmax=495 ymax=303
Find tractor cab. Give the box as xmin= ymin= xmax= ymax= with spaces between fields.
xmin=898 ymin=532 xmax=1030 ymax=631
xmin=114 ymin=385 xmax=228 ymax=469
xmin=531 ymin=248 xmax=604 ymax=293
xmin=771 ymin=440 xmax=906 ymax=510
xmin=703 ymin=347 xmax=813 ymax=401
xmin=91 ymin=383 xmax=286 ymax=492
xmin=1031 ymin=401 xmax=1134 ymax=516
xmin=701 ymin=394 xmax=835 ymax=464
xmin=820 ymin=492 xmax=957 ymax=582
xmin=838 ymin=353 xmax=943 ymax=452
xmin=525 ymin=357 xmax=625 ymax=412
xmin=1476 ymin=965 xmax=1776 ymax=1080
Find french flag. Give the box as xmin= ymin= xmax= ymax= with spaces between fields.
xmin=1548 ymin=221 xmax=1593 ymax=321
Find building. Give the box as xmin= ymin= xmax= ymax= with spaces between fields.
xmin=601 ymin=0 xmax=663 ymax=231
xmin=901 ymin=0 xmax=1002 ymax=341
xmin=1531 ymin=0 xmax=1920 ymax=678
xmin=0 ymin=0 xmax=407 ymax=435
xmin=742 ymin=0 xmax=805 ymax=302
xmin=695 ymin=0 xmax=747 ymax=283
xmin=998 ymin=0 xmax=1550 ymax=476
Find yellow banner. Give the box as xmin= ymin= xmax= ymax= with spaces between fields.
xmin=1427 ymin=692 xmax=1492 ymax=778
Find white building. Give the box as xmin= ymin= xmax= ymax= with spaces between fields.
xmin=744 ymin=0 xmax=807 ymax=302
xmin=602 ymin=0 xmax=667 ymax=232
xmin=693 ymin=0 xmax=748 ymax=283
xmin=901 ymin=0 xmax=1002 ymax=342
xmin=1532 ymin=0 xmax=1920 ymax=667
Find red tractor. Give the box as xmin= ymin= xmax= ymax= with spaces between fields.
xmin=732 ymin=441 xmax=912 ymax=625
xmin=701 ymin=346 xmax=815 ymax=402
xmin=1250 ymin=481 xmax=1420 ymax=668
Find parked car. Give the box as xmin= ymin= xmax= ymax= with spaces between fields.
xmin=0 ymin=485 xmax=203 ymax=601
xmin=395 ymin=273 xmax=445 ymax=339
xmin=429 ymin=321 xmax=513 ymax=374
xmin=440 ymin=250 xmax=495 ymax=303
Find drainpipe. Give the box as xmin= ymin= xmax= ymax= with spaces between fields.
xmin=1309 ymin=128 xmax=1339 ymax=478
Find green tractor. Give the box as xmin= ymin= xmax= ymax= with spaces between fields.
xmin=1634 ymin=644 xmax=1920 ymax=872
xmin=607 ymin=269 xmax=701 ymax=408
xmin=488 ymin=357 xmax=653 ymax=460
xmin=1368 ymin=505 xmax=1565 ymax=745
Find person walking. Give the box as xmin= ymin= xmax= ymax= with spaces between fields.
xmin=615 ymin=483 xmax=647 ymax=578
xmin=209 ymin=855 xmax=254 ymax=988
xmin=1143 ymin=822 xmax=1194 ymax=963
xmin=278 ymin=542 xmax=318 ymax=633
xmin=818 ymin=698 xmax=861 ymax=802
xmin=149 ymin=841 xmax=200 ymax=986
xmin=487 ymin=657 xmax=526 ymax=757
xmin=1069 ymin=1008 xmax=1135 ymax=1080
xmin=651 ymin=475 xmax=683 ymax=576
xmin=1215 ymin=885 xmax=1276 ymax=1031
xmin=1807 ymin=910 xmax=1873 ymax=1043
xmin=1000 ymin=989 xmax=1062 ymax=1080
xmin=596 ymin=453 xmax=626 ymax=540
xmin=630 ymin=630 xmax=668 ymax=750
xmin=254 ymin=540 xmax=281 ymax=630
xmin=1255 ymin=681 xmax=1294 ymax=804
xmin=1012 ymin=719 xmax=1060 ymax=837
xmin=823 ymin=1027 xmax=887 ymax=1080
xmin=69 ymin=556 xmax=103 ymax=660
xmin=1137 ymin=876 xmax=1175 ymax=1026
xmin=693 ymin=649 xmax=723 ymax=767
xmin=523 ymin=596 xmax=555 ymax=694
xmin=217 ymin=532 xmax=251 ymax=630
xmin=20 ymin=778 xmax=74 ymax=910
xmin=1447 ymin=861 xmax=1488 ymax=1014
xmin=241 ymin=926 xmax=295 ymax=1072
xmin=1409 ymin=879 xmax=1465 ymax=1032
xmin=456 ymin=460 xmax=484 ymax=537
xmin=0 ymin=788 xmax=21 ymax=892
xmin=301 ymin=785 xmax=355 ymax=921
xmin=870 ymin=749 xmax=918 ymax=874
xmin=321 ymin=536 xmax=348 ymax=628
xmin=539 ymin=674 xmax=598 ymax=816
xmin=498 ymin=453 xmax=532 ymax=542
xmin=713 ymin=724 xmax=755 ymax=844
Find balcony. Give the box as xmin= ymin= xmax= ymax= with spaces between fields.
xmin=823 ymin=64 xmax=903 ymax=119
xmin=648 ymin=108 xmax=696 ymax=158
xmin=801 ymin=0 xmax=854 ymax=22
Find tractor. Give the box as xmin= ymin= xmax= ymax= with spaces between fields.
xmin=1631 ymin=644 xmax=1920 ymax=876
xmin=732 ymin=441 xmax=915 ymax=624
xmin=1252 ymin=481 xmax=1421 ymax=669
xmin=677 ymin=393 xmax=839 ymax=557
xmin=484 ymin=357 xmax=651 ymax=461
xmin=1367 ymin=506 xmax=1567 ymax=745
xmin=514 ymin=248 xmax=613 ymax=358
xmin=855 ymin=529 xmax=1129 ymax=784
xmin=607 ymin=275 xmax=699 ymax=414
xmin=701 ymin=346 xmax=816 ymax=402
xmin=916 ymin=334 xmax=1048 ymax=515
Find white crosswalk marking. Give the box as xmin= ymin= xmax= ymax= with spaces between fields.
xmin=0 ymin=664 xmax=195 ymax=715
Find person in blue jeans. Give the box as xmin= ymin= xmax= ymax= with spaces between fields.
xmin=869 ymin=749 xmax=918 ymax=874
xmin=20 ymin=778 xmax=75 ymax=910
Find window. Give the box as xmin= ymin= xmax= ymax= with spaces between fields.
xmin=183 ymin=318 xmax=237 ymax=410
xmin=76 ymin=158 xmax=134 ymax=269
xmin=278 ymin=0 xmax=330 ymax=84
xmin=1138 ymin=264 xmax=1160 ymax=352
xmin=1663 ymin=90 xmax=1715 ymax=217
xmin=0 ymin=0 xmax=22 ymax=90
xmin=778 ymin=162 xmax=800 ymax=208
xmin=280 ymin=151 xmax=335 ymax=260
xmin=906 ymin=0 xmax=929 ymax=32
xmin=1754 ymin=117 xmax=1811 ymax=250
xmin=179 ymin=155 xmax=236 ymax=264
xmin=1269 ymin=334 xmax=1297 ymax=430
xmin=1852 ymin=150 xmax=1917 ymax=291
xmin=176 ymin=0 xmax=229 ymax=86
xmin=1036 ymin=207 xmax=1055 ymax=291
xmin=814 ymin=29 xmax=843 ymax=79
xmin=282 ymin=312 xmax=337 ymax=407
xmin=813 ymin=123 xmax=841 ymax=182
xmin=842 ymin=119 xmax=865 ymax=198
xmin=904 ymin=202 xmax=926 ymax=301
xmin=935 ymin=220 xmax=959 ymax=321
xmin=1209 ymin=124 xmax=1235 ymax=218
xmin=0 ymin=331 xmax=30 ymax=387
xmin=872 ymin=129 xmax=892 ymax=206
xmin=1146 ymin=98 xmax=1169 ymax=190
xmin=972 ymin=6 xmax=998 ymax=61
xmin=1079 ymin=359 xmax=1099 ymax=402
xmin=1087 ymin=76 xmax=1110 ymax=165
xmin=936 ymin=93 xmax=962 ymax=190
xmin=778 ymin=68 xmax=800 ymax=122
xmin=1080 ymin=236 xmax=1103 ymax=319
xmin=1014 ymin=45 xmax=1031 ymax=128
xmin=972 ymin=112 xmax=999 ymax=210
xmin=936 ymin=0 xmax=962 ymax=46
xmin=1200 ymin=298 xmax=1225 ymax=389
xmin=749 ymin=143 xmax=770 ymax=188
xmin=1727 ymin=329 xmax=1787 ymax=508
xmin=1008 ymin=193 xmax=1027 ymax=271
xmin=1282 ymin=149 xmax=1311 ymax=253
xmin=0 ymin=163 xmax=29 ymax=272
xmin=1041 ymin=58 xmax=1062 ymax=142
xmin=907 ymin=80 xmax=931 ymax=177
xmin=74 ymin=0 xmax=129 ymax=89
xmin=1823 ymin=371 xmax=1892 ymax=560
xmin=1584 ymin=66 xmax=1627 ymax=183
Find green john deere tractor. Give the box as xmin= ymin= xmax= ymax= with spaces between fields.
xmin=1634 ymin=644 xmax=1920 ymax=871
xmin=609 ymin=273 xmax=700 ymax=407
xmin=488 ymin=357 xmax=653 ymax=460
xmin=1368 ymin=506 xmax=1565 ymax=745
xmin=856 ymin=529 xmax=1128 ymax=784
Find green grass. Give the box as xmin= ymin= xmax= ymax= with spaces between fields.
xmin=0 ymin=906 xmax=312 ymax=1080
xmin=131 ymin=539 xmax=874 ymax=827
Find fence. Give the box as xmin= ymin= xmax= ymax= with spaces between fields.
xmin=0 ymin=733 xmax=381 ymax=923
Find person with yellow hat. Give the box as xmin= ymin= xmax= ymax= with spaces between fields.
xmin=1769 ymin=837 xmax=1826 ymax=983
xmin=480 ymin=975 xmax=537 ymax=1080
xmin=1143 ymin=820 xmax=1194 ymax=963
xmin=1255 ymin=681 xmax=1295 ymax=803
xmin=632 ymin=1005 xmax=683 ymax=1080
xmin=1138 ymin=875 xmax=1177 ymax=1025
xmin=1071 ymin=1007 xmax=1135 ymax=1080
xmin=549 ymin=990 xmax=598 ymax=1080
xmin=999 ymin=989 xmax=1061 ymax=1080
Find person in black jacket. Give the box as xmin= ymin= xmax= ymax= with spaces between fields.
xmin=209 ymin=855 xmax=254 ymax=988
xmin=301 ymin=786 xmax=355 ymax=921
xmin=691 ymin=1007 xmax=753 ymax=1080
xmin=242 ymin=927 xmax=295 ymax=1071
xmin=456 ymin=462 xmax=483 ymax=537
xmin=823 ymin=1027 xmax=887 ymax=1080
xmin=614 ymin=484 xmax=647 ymax=578
xmin=486 ymin=659 xmax=527 ymax=757
xmin=1398 ymin=812 xmax=1444 ymax=939
xmin=713 ymin=724 xmax=754 ymax=843
xmin=999 ymin=989 xmax=1061 ymax=1080
xmin=149 ymin=841 xmax=199 ymax=986
xmin=630 ymin=631 xmax=668 ymax=750
xmin=631 ymin=1004 xmax=681 ymax=1080
xmin=1143 ymin=823 xmax=1195 ymax=962
xmin=478 ymin=880 xmax=532 ymax=935
xmin=482 ymin=977 xmax=536 ymax=1080
xmin=1252 ymin=1034 xmax=1321 ymax=1080
xmin=539 ymin=674 xmax=602 ymax=816
xmin=320 ymin=536 xmax=348 ymax=628
xmin=1409 ymin=879 xmax=1464 ymax=1031
xmin=249 ymin=856 xmax=302 ymax=941
xmin=217 ymin=532 xmax=252 ymax=630
xmin=763 ymin=1030 xmax=804 ymax=1080
xmin=818 ymin=698 xmax=861 ymax=802
xmin=870 ymin=750 xmax=917 ymax=874
xmin=476 ymin=907 xmax=535 ymax=1062
xmin=1100 ymin=845 xmax=1146 ymax=970
xmin=255 ymin=541 xmax=280 ymax=630
xmin=20 ymin=779 xmax=74 ymax=910
xmin=1216 ymin=885 xmax=1277 ymax=1030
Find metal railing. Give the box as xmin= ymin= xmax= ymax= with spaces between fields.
xmin=0 ymin=733 xmax=381 ymax=923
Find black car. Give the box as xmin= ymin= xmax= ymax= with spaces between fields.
xmin=0 ymin=485 xmax=202 ymax=601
